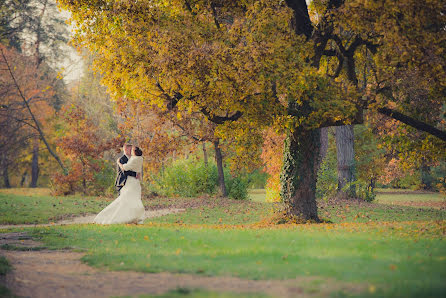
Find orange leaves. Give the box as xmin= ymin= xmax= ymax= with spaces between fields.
xmin=52 ymin=105 xmax=122 ymax=195
xmin=260 ymin=128 xmax=285 ymax=202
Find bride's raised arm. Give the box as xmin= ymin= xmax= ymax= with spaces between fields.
xmin=121 ymin=156 xmax=142 ymax=172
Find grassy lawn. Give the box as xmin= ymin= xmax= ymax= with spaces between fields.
xmin=1 ymin=188 xmax=446 ymax=297
xmin=0 ymin=188 xmax=111 ymax=224
xmin=127 ymin=288 xmax=270 ymax=298
xmin=24 ymin=220 xmax=446 ymax=297
xmin=248 ymin=189 xmax=268 ymax=203
xmin=151 ymin=201 xmax=272 ymax=225
xmin=376 ymin=193 xmax=445 ymax=203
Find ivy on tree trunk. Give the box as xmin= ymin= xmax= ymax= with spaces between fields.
xmin=280 ymin=126 xmax=321 ymax=222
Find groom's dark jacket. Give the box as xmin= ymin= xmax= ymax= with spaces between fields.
xmin=114 ymin=155 xmax=137 ymax=192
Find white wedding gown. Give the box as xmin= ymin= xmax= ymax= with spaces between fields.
xmin=94 ymin=156 xmax=145 ymax=224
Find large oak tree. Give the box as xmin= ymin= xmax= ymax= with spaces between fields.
xmin=59 ymin=0 xmax=445 ymax=221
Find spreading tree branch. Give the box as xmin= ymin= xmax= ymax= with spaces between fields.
xmin=378 ymin=107 xmax=446 ymax=141
xmin=200 ymin=108 xmax=243 ymax=124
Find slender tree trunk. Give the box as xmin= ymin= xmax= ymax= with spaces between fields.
xmin=280 ymin=128 xmax=321 ymax=221
xmin=30 ymin=138 xmax=39 ymax=188
xmin=335 ymin=125 xmax=355 ymax=198
xmin=320 ymin=127 xmax=329 ymax=162
xmin=20 ymin=170 xmax=27 ymax=187
xmin=202 ymin=142 xmax=208 ymax=167
xmin=213 ymin=140 xmax=227 ymax=197
xmin=370 ymin=178 xmax=376 ymax=192
xmin=3 ymin=165 xmax=11 ymax=188
xmin=420 ymin=159 xmax=432 ymax=190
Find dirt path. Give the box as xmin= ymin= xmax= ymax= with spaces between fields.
xmin=0 ymin=233 xmax=365 ymax=298
xmin=0 ymin=208 xmax=185 ymax=229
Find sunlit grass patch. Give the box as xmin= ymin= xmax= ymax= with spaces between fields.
xmin=151 ymin=202 xmax=272 ymax=225
xmin=248 ymin=189 xmax=267 ymax=202
xmin=0 ymin=192 xmax=111 ymax=224
xmin=131 ymin=288 xmax=271 ymax=298
xmin=0 ymin=187 xmax=52 ymax=197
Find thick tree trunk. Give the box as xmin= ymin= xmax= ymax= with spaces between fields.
xmin=213 ymin=140 xmax=227 ymax=197
xmin=202 ymin=142 xmax=208 ymax=167
xmin=30 ymin=138 xmax=39 ymax=188
xmin=335 ymin=125 xmax=355 ymax=198
xmin=280 ymin=128 xmax=321 ymax=221
xmin=3 ymin=165 xmax=11 ymax=188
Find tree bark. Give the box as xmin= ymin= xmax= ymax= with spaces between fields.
xmin=3 ymin=165 xmax=11 ymax=188
xmin=20 ymin=170 xmax=28 ymax=187
xmin=420 ymin=159 xmax=432 ymax=190
xmin=30 ymin=138 xmax=39 ymax=188
xmin=202 ymin=142 xmax=208 ymax=167
xmin=213 ymin=140 xmax=227 ymax=197
xmin=280 ymin=128 xmax=321 ymax=222
xmin=377 ymin=107 xmax=446 ymax=142
xmin=335 ymin=125 xmax=356 ymax=198
xmin=320 ymin=127 xmax=329 ymax=162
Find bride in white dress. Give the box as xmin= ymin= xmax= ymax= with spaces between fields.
xmin=94 ymin=146 xmax=145 ymax=224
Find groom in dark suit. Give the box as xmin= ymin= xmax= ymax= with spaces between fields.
xmin=115 ymin=143 xmax=136 ymax=193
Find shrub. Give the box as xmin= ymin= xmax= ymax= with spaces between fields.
xmin=245 ymin=169 xmax=268 ymax=189
xmin=225 ymin=175 xmax=249 ymax=200
xmin=150 ymin=158 xmax=249 ymax=199
xmin=347 ymin=180 xmax=376 ymax=202
xmin=316 ymin=150 xmax=338 ymax=200
xmin=151 ymin=159 xmax=218 ymax=197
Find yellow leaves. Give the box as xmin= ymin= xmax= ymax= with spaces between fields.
xmin=175 ymin=248 xmax=182 ymax=255
xmin=144 ymin=235 xmax=149 ymax=240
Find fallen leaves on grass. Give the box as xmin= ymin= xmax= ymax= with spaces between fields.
xmin=140 ymin=220 xmax=446 ymax=239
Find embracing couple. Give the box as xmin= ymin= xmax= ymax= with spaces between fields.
xmin=94 ymin=143 xmax=145 ymax=225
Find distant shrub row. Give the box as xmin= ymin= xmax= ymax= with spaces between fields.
xmin=148 ymin=159 xmax=261 ymax=200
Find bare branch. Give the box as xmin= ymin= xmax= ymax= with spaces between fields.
xmin=0 ymin=48 xmax=67 ymax=173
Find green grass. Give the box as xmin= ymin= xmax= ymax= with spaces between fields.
xmin=151 ymin=202 xmax=272 ymax=225
xmin=319 ymin=202 xmax=445 ymax=223
xmin=0 ymin=256 xmax=14 ymax=297
xmin=150 ymin=194 xmax=445 ymax=225
xmin=2 ymin=188 xmax=446 ymax=297
xmin=125 ymin=288 xmax=270 ymax=298
xmin=28 ymin=221 xmax=445 ymax=297
xmin=248 ymin=189 xmax=268 ymax=203
xmin=249 ymin=188 xmax=446 ymax=204
xmin=0 ymin=191 xmax=111 ymax=224
xmin=0 ymin=255 xmax=11 ymax=275
xmin=376 ymin=193 xmax=445 ymax=203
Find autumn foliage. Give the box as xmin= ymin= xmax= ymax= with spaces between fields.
xmin=260 ymin=128 xmax=285 ymax=202
xmin=52 ymin=105 xmax=123 ymax=195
